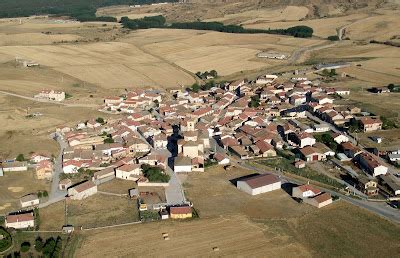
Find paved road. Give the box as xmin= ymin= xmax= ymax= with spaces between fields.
xmin=39 ymin=132 xmax=68 ymax=208
xmin=153 ymin=148 xmax=187 ymax=205
xmin=238 ymin=162 xmax=400 ymax=224
xmin=0 ymin=90 xmax=97 ymax=108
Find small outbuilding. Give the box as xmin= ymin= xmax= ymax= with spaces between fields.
xmin=20 ymin=194 xmax=40 ymax=208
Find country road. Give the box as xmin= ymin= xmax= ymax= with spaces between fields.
xmin=288 ymin=41 xmax=337 ymax=64
xmin=0 ymin=90 xmax=98 ymax=108
xmin=238 ymin=162 xmax=400 ymax=224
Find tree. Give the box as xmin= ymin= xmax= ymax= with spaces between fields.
xmin=20 ymin=242 xmax=31 ymax=253
xmin=141 ymin=164 xmax=170 ymax=183
xmin=209 ymin=70 xmax=218 ymax=78
xmin=96 ymin=117 xmax=105 ymax=124
xmin=35 ymin=237 xmax=44 ymax=252
xmin=249 ymin=95 xmax=260 ymax=108
xmin=104 ymin=137 xmax=114 ymax=144
xmin=191 ymin=83 xmax=200 ymax=93
xmin=16 ymin=154 xmax=25 ymax=161
xmin=42 ymin=191 xmax=48 ymax=198
xmin=37 ymin=191 xmax=43 ymax=198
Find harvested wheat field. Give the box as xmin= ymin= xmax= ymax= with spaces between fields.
xmin=76 ymin=215 xmax=311 ymax=257
xmin=75 ymin=166 xmax=400 ymax=257
xmin=125 ymin=29 xmax=324 ymax=76
xmin=40 ymin=201 xmax=66 ymax=231
xmin=205 ymin=6 xmax=309 ymax=24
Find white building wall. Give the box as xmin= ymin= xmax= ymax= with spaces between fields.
xmin=174 ymin=165 xmax=192 ymax=173
xmin=6 ymin=220 xmax=35 ymax=229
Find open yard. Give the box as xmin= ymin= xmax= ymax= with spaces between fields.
xmin=0 ymin=170 xmax=50 ymax=214
xmin=66 ymin=194 xmax=139 ymax=229
xmin=73 ymin=165 xmax=400 ymax=257
xmin=39 ymin=201 xmax=66 ymax=231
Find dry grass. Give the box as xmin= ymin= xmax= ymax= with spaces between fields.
xmin=76 ymin=215 xmax=311 ymax=257
xmin=0 ymin=170 xmax=50 ymax=214
xmin=184 ymin=165 xmax=313 ymax=219
xmin=66 ymin=194 xmax=139 ymax=228
xmin=40 ymin=201 xmax=66 ymax=231
xmin=357 ymin=128 xmax=400 ymax=150
xmin=74 ymin=165 xmax=400 ymax=257
xmin=98 ymin=179 xmax=135 ymax=195
xmin=0 ymin=95 xmax=104 ymax=159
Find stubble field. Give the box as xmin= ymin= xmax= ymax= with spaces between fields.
xmin=74 ymin=165 xmax=400 ymax=257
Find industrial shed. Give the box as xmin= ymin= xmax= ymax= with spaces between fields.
xmin=237 ymin=174 xmax=281 ymax=195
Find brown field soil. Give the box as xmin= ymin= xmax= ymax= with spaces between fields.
xmin=184 ymin=166 xmax=314 ymax=219
xmin=356 ymin=128 xmax=400 ymax=150
xmin=0 ymin=170 xmax=50 ymax=213
xmin=74 ymin=166 xmax=400 ymax=257
xmin=40 ymin=201 xmax=66 ymax=231
xmin=125 ymin=29 xmax=324 ymax=76
xmin=0 ymin=95 xmax=104 ymax=159
xmin=66 ymin=194 xmax=139 ymax=228
xmin=98 ymin=179 xmax=135 ymax=195
xmin=76 ymin=215 xmax=311 ymax=257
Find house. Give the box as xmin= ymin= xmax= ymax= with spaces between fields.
xmin=314 ymin=142 xmax=335 ymax=157
xmin=153 ymin=133 xmax=168 ymax=149
xmin=169 ymin=206 xmax=192 ymax=219
xmin=379 ymin=175 xmax=400 ymax=196
xmin=360 ymin=117 xmax=382 ymax=132
xmin=358 ymin=178 xmax=379 ymax=196
xmin=30 ymin=153 xmax=50 ymax=163
xmin=341 ymin=142 xmax=363 ymax=158
xmin=256 ymin=74 xmax=278 ymax=84
xmin=68 ymin=181 xmax=98 ymax=200
xmin=292 ymin=184 xmax=321 ymax=199
xmin=92 ymin=167 xmax=115 ymax=183
xmin=34 ymin=89 xmax=65 ymax=101
xmin=1 ymin=161 xmax=28 ymax=172
xmin=63 ymin=160 xmax=86 ymax=174
xmin=5 ymin=213 xmax=35 ymax=229
xmin=291 ymin=132 xmax=316 ymax=148
xmin=229 ymin=145 xmax=249 ymax=159
xmin=214 ymin=153 xmax=230 ymax=165
xmin=331 ymin=132 xmax=349 ymax=144
xmin=174 ymin=156 xmax=192 ymax=173
xmin=36 ymin=160 xmax=53 ymax=180
xmin=115 ymin=164 xmax=142 ymax=180
xmin=356 ymin=152 xmax=387 ymax=177
xmin=59 ymin=179 xmax=72 ymax=190
xmin=20 ymin=194 xmax=40 ymax=208
xmin=299 ymin=146 xmax=326 ymax=162
xmin=303 ymin=192 xmax=333 ymax=208
xmin=255 ymin=141 xmax=276 ymax=157
xmin=237 ymin=174 xmax=281 ymax=195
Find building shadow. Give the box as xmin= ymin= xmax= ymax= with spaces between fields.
xmin=229 ymin=173 xmax=260 ymax=187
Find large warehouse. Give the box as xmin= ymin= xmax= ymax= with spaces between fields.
xmin=237 ymin=174 xmax=281 ymax=195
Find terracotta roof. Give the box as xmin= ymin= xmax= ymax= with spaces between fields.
xmin=6 ymin=213 xmax=34 ymax=223
xmin=297 ymin=184 xmax=321 ymax=195
xmin=72 ymin=181 xmax=96 ymax=193
xmin=170 ymin=206 xmax=192 ymax=215
xmin=312 ymin=192 xmax=332 ymax=203
xmin=239 ymin=174 xmax=280 ymax=189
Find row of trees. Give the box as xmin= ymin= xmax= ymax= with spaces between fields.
xmin=195 ymin=70 xmax=218 ymax=79
xmin=120 ymin=15 xmax=314 ymax=38
xmin=0 ymin=0 xmax=177 ymax=21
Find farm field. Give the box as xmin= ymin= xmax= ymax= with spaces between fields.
xmin=74 ymin=165 xmax=400 ymax=257
xmin=66 ymin=194 xmax=139 ymax=229
xmin=125 ymin=28 xmax=325 ymax=76
xmin=0 ymin=94 xmax=103 ymax=159
xmin=40 ymin=201 xmax=66 ymax=231
xmin=0 ymin=170 xmax=49 ymax=214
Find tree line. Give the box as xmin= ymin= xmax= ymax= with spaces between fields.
xmin=0 ymin=0 xmax=177 ymax=22
xmin=120 ymin=16 xmax=313 ymax=38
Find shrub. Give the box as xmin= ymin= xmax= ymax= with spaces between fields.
xmin=16 ymin=154 xmax=25 ymax=161
xmin=20 ymin=242 xmax=31 ymax=253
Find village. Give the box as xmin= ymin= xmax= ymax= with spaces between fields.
xmin=1 ymin=66 xmax=400 ymax=234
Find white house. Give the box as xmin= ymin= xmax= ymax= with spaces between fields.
xmin=68 ymin=181 xmax=98 ymax=200
xmin=174 ymin=156 xmax=192 ymax=173
xmin=214 ymin=153 xmax=230 ymax=165
xmin=292 ymin=184 xmax=321 ymax=199
xmin=2 ymin=162 xmax=28 ymax=172
xmin=332 ymin=133 xmax=349 ymax=144
xmin=237 ymin=174 xmax=281 ymax=195
xmin=34 ymin=90 xmax=65 ymax=102
xmin=30 ymin=154 xmax=50 ymax=163
xmin=303 ymin=192 xmax=333 ymax=208
xmin=357 ymin=152 xmax=388 ymax=177
xmin=115 ymin=164 xmax=142 ymax=180
xmin=20 ymin=194 xmax=40 ymax=208
xmin=5 ymin=213 xmax=35 ymax=229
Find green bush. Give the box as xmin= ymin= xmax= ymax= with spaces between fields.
xmin=16 ymin=153 xmax=25 ymax=161
xmin=20 ymin=242 xmax=31 ymax=253
xmin=327 ymin=35 xmax=339 ymax=41
xmin=0 ymin=227 xmax=12 ymax=252
xmin=141 ymin=164 xmax=170 ymax=183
